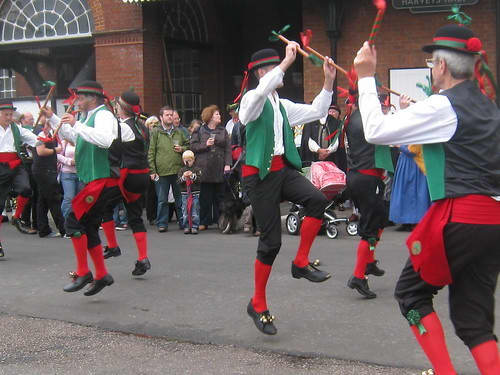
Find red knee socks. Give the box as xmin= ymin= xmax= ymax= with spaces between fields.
xmin=14 ymin=195 xmax=28 ymax=219
xmin=133 ymin=232 xmax=148 ymax=261
xmin=252 ymin=259 xmax=272 ymax=313
xmin=88 ymin=244 xmax=108 ymax=280
xmin=471 ymin=340 xmax=500 ymax=375
xmin=71 ymin=234 xmax=90 ymax=277
xmin=353 ymin=240 xmax=371 ymax=278
xmin=293 ymin=217 xmax=322 ymax=268
xmin=101 ymin=220 xmax=118 ymax=248
xmin=368 ymin=229 xmax=385 ymax=263
xmin=410 ymin=312 xmax=456 ymax=375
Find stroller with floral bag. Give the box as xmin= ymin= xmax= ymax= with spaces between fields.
xmin=286 ymin=161 xmax=358 ymax=239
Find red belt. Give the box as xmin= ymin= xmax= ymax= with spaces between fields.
xmin=72 ymin=178 xmax=119 ymax=220
xmin=242 ymin=155 xmax=286 ymax=177
xmin=450 ymin=194 xmax=500 ymax=224
xmin=0 ymin=152 xmax=21 ymax=170
xmin=118 ymin=168 xmax=149 ymax=203
xmin=358 ymin=168 xmax=385 ymax=179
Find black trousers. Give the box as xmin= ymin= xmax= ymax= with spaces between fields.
xmin=21 ymin=163 xmax=37 ymax=228
xmin=33 ymin=170 xmax=65 ymax=236
xmin=0 ymin=164 xmax=31 ymax=213
xmin=199 ymin=182 xmax=225 ymax=226
xmin=65 ymin=185 xmax=122 ymax=249
xmin=243 ymin=166 xmax=328 ymax=265
xmin=145 ymin=179 xmax=157 ymax=222
xmin=394 ymin=222 xmax=500 ymax=349
xmin=347 ymin=170 xmax=387 ymax=240
xmin=122 ymin=173 xmax=149 ymax=233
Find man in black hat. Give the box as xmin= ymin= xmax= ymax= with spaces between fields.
xmin=355 ymin=24 xmax=500 ymax=374
xmin=44 ymin=80 xmax=135 ymax=296
xmin=0 ymin=100 xmax=39 ymax=256
xmin=101 ymin=90 xmax=152 ymax=276
xmin=238 ymin=42 xmax=336 ymax=335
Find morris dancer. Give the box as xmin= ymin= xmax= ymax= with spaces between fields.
xmin=102 ymin=91 xmax=151 ymax=276
xmin=355 ymin=24 xmax=500 ymax=375
xmin=238 ymin=43 xmax=335 ymax=335
xmin=0 ymin=100 xmax=39 ymax=256
xmin=44 ymin=81 xmax=133 ymax=296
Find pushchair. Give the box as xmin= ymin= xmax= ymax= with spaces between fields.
xmin=285 ymin=161 xmax=358 ymax=239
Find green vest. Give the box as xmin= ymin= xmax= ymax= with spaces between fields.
xmin=9 ymin=123 xmax=23 ymax=157
xmin=75 ymin=106 xmax=112 ymax=184
xmin=245 ymin=99 xmax=302 ymax=180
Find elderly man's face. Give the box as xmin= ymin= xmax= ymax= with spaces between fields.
xmin=0 ymin=109 xmax=13 ymax=126
xmin=77 ymin=94 xmax=97 ymax=112
xmin=22 ymin=112 xmax=34 ymax=126
xmin=328 ymin=108 xmax=340 ymax=119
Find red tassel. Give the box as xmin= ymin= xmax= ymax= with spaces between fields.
xmin=300 ymin=29 xmax=313 ymax=48
xmin=233 ymin=70 xmax=249 ymax=104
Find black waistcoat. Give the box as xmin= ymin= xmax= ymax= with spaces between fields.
xmin=120 ymin=117 xmax=149 ymax=170
xmin=346 ymin=109 xmax=376 ymax=170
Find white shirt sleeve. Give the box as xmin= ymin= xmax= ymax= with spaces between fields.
xmin=358 ymin=77 xmax=458 ymax=145
xmin=18 ymin=125 xmax=38 ymax=147
xmin=327 ymin=137 xmax=339 ymax=153
xmin=239 ymin=66 xmax=285 ymax=125
xmin=308 ymin=138 xmax=320 ymax=153
xmin=120 ymin=121 xmax=136 ymax=142
xmin=47 ymin=114 xmax=77 ymax=144
xmin=73 ymin=109 xmax=118 ymax=148
xmin=280 ymin=88 xmax=333 ymax=126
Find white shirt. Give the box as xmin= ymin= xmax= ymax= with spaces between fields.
xmin=239 ymin=66 xmax=333 ymax=155
xmin=49 ymin=105 xmax=134 ymax=147
xmin=0 ymin=123 xmax=38 ymax=152
xmin=225 ymin=119 xmax=235 ymax=137
xmin=358 ymin=77 xmax=457 ymax=145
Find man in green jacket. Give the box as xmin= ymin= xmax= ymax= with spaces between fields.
xmin=148 ymin=105 xmax=189 ymax=232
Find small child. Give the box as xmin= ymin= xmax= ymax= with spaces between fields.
xmin=177 ymin=150 xmax=202 ymax=234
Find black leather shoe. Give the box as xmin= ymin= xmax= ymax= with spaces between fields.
xmin=63 ymin=271 xmax=93 ymax=292
xmin=103 ymin=246 xmax=121 ymax=259
xmin=347 ymin=275 xmax=377 ymax=299
xmin=84 ymin=274 xmax=114 ymax=296
xmin=132 ymin=258 xmax=151 ymax=276
xmin=247 ymin=300 xmax=277 ymax=335
xmin=365 ymin=260 xmax=385 ymax=277
xmin=0 ymin=242 xmax=4 ymax=258
xmin=12 ymin=217 xmax=37 ymax=235
xmin=291 ymin=262 xmax=331 ymax=282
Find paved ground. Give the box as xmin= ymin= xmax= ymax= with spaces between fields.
xmin=0 ymin=213 xmax=494 ymax=374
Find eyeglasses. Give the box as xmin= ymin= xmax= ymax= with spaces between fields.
xmin=426 ymin=58 xmax=437 ymax=69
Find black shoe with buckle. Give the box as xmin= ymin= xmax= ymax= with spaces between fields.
xmin=0 ymin=242 xmax=4 ymax=258
xmin=84 ymin=274 xmax=114 ymax=296
xmin=365 ymin=260 xmax=385 ymax=277
xmin=347 ymin=275 xmax=377 ymax=299
xmin=291 ymin=262 xmax=331 ymax=282
xmin=247 ymin=300 xmax=277 ymax=335
xmin=12 ymin=217 xmax=37 ymax=235
xmin=103 ymin=246 xmax=121 ymax=259
xmin=132 ymin=258 xmax=151 ymax=276
xmin=63 ymin=271 xmax=93 ymax=292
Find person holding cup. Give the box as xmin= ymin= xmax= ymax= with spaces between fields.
xmin=189 ymin=105 xmax=231 ymax=230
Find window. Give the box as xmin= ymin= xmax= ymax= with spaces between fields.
xmin=0 ymin=69 xmax=16 ymax=99
xmin=0 ymin=0 xmax=94 ymax=45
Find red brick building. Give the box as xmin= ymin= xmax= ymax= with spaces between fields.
xmin=0 ymin=0 xmax=497 ymax=121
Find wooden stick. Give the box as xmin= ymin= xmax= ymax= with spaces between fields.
xmin=379 ymin=86 xmax=417 ymax=103
xmin=304 ymin=45 xmax=348 ymax=76
xmin=53 ymin=97 xmax=78 ymax=138
xmin=33 ymin=85 xmax=56 ymax=127
xmin=275 ymin=34 xmax=310 ymax=59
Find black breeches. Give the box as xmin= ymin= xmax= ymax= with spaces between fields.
xmin=0 ymin=164 xmax=31 ymax=212
xmin=123 ymin=173 xmax=149 ymax=233
xmin=65 ymin=186 xmax=122 ymax=249
xmin=394 ymin=222 xmax=500 ymax=348
xmin=347 ymin=170 xmax=387 ymax=240
xmin=243 ymin=166 xmax=328 ymax=265
xmin=33 ymin=171 xmax=65 ymax=236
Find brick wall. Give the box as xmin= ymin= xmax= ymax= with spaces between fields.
xmin=303 ymin=1 xmax=497 ymax=107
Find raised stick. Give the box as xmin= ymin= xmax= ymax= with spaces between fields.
xmin=33 ymin=85 xmax=56 ymax=127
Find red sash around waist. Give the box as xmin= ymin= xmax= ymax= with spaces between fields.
xmin=118 ymin=168 xmax=149 ymax=203
xmin=358 ymin=168 xmax=385 ymax=179
xmin=0 ymin=152 xmax=21 ymax=170
xmin=72 ymin=178 xmax=119 ymax=220
xmin=407 ymin=194 xmax=500 ymax=287
xmin=242 ymin=155 xmax=286 ymax=178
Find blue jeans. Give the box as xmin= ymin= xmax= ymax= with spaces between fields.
xmin=60 ymin=172 xmax=84 ymax=219
xmin=181 ymin=192 xmax=200 ymax=229
xmin=113 ymin=201 xmax=128 ymax=225
xmin=155 ymin=174 xmax=182 ymax=228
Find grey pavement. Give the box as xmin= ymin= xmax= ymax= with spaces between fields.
xmin=0 ymin=214 xmax=493 ymax=374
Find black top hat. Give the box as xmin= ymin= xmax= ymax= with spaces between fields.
xmin=422 ymin=24 xmax=482 ymax=55
xmin=248 ymin=48 xmax=281 ymax=71
xmin=75 ymin=80 xmax=105 ymax=97
xmin=0 ymin=100 xmax=16 ymax=111
xmin=119 ymin=91 xmax=141 ymax=115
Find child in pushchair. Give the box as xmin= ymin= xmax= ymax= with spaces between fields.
xmin=286 ymin=161 xmax=358 ymax=239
